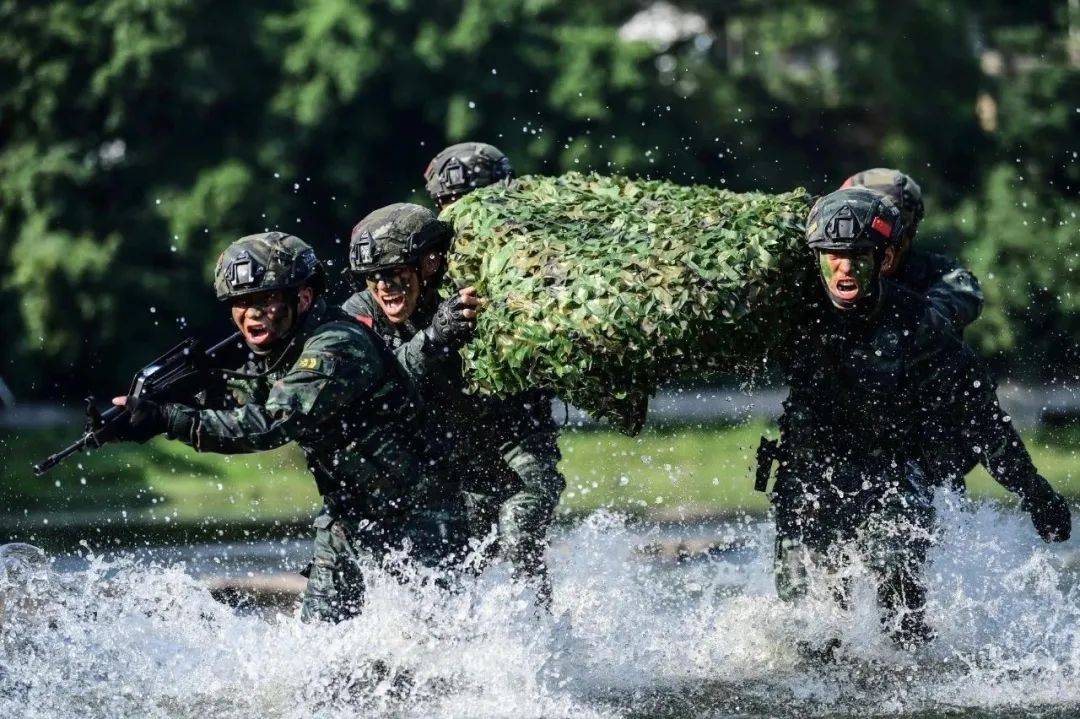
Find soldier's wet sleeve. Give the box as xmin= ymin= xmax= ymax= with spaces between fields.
xmin=923 ymin=255 xmax=984 ymax=331
xmin=912 ymin=327 xmax=1054 ymax=503
xmin=392 ymin=332 xmax=431 ymax=382
xmin=163 ymin=327 xmax=384 ymax=453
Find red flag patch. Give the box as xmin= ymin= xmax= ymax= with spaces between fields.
xmin=871 ymin=216 xmax=893 ymax=238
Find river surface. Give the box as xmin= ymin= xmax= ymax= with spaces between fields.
xmin=1 ymin=495 xmax=1078 ymax=719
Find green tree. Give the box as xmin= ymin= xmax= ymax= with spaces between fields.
xmin=0 ymin=0 xmax=1074 ymax=398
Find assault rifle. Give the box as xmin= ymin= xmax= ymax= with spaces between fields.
xmin=32 ymin=333 xmax=244 ymax=476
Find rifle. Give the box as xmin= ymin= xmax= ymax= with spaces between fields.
xmin=32 ymin=333 xmax=244 ymax=476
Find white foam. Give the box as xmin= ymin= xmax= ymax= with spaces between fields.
xmin=0 ymin=496 xmax=1076 ymax=718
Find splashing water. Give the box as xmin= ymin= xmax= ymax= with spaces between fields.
xmin=1 ymin=496 xmax=1077 ymax=719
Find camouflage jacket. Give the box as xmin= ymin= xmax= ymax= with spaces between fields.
xmin=341 ymin=288 xmax=561 ymax=505
xmin=894 ymin=249 xmax=983 ymax=332
xmin=163 ymin=298 xmax=432 ymax=520
xmin=776 ymin=280 xmax=1053 ymax=506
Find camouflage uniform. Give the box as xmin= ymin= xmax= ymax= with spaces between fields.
xmin=768 ymin=190 xmax=1070 ymax=645
xmin=345 ymin=202 xmax=565 ymax=606
xmin=161 ymin=232 xmax=465 ymax=623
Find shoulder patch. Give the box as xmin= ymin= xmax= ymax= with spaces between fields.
xmin=296 ymin=356 xmax=321 ymax=371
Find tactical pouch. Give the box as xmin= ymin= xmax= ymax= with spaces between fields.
xmin=755 ymin=437 xmax=780 ymax=493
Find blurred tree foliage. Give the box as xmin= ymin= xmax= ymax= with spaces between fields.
xmin=0 ymin=0 xmax=1076 ymax=399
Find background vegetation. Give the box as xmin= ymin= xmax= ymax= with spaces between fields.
xmin=1 ymin=0 xmax=1078 ymax=402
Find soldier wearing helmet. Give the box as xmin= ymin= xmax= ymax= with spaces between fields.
xmin=426 ymin=142 xmax=566 ymax=607
xmin=110 ymin=232 xmax=466 ymax=623
xmin=760 ymin=188 xmax=1070 ymax=651
xmin=843 ymin=169 xmax=988 ymax=494
xmin=842 ymin=168 xmax=983 ymax=332
xmin=424 ymin=142 xmax=513 ymax=210
xmin=344 ymin=201 xmax=566 ymax=609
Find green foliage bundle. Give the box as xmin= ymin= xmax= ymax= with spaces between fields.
xmin=443 ymin=172 xmax=811 ymax=432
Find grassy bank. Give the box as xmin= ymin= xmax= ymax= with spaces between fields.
xmin=2 ymin=421 xmax=1077 ymax=537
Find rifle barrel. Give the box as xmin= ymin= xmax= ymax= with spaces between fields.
xmin=32 ymin=436 xmax=90 ymax=476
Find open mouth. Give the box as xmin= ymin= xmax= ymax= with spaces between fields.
xmin=379 ymin=293 xmax=407 ymax=316
xmin=833 ymin=278 xmax=860 ymax=302
xmin=244 ymin=323 xmax=272 ymax=345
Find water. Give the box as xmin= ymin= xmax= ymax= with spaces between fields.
xmin=1 ymin=495 xmax=1077 ymax=719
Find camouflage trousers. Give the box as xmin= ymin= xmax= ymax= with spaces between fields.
xmin=299 ymin=507 xmax=469 ymax=624
xmin=460 ymin=435 xmax=565 ymax=610
xmin=772 ymin=465 xmax=936 ymax=644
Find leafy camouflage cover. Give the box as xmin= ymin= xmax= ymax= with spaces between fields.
xmin=442 ymin=172 xmax=812 ymax=433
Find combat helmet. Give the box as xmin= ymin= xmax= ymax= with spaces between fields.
xmin=806 ymin=187 xmax=902 ymax=253
xmin=214 ymin=232 xmax=325 ymax=302
xmin=841 ymin=168 xmax=923 ymax=244
xmin=806 ymin=187 xmax=902 ymax=311
xmin=423 ymin=142 xmax=513 ymax=203
xmin=348 ymin=203 xmax=453 ymax=281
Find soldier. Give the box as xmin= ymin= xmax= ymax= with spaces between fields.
xmin=343 ymin=201 xmax=566 ymax=609
xmin=842 ymin=169 xmax=983 ymax=492
xmin=110 ymin=232 xmax=465 ymax=623
xmin=841 ymin=168 xmax=983 ymax=333
xmin=764 ymin=188 xmax=1070 ymax=649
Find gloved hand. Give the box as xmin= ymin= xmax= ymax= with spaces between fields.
xmin=112 ymin=395 xmax=168 ymax=444
xmin=423 ymin=288 xmax=480 ymax=353
xmin=1025 ymin=490 xmax=1072 ymax=543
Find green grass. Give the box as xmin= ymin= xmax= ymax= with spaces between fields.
xmin=2 ymin=421 xmax=1078 ymax=531
xmin=0 ymin=428 xmax=321 ymax=527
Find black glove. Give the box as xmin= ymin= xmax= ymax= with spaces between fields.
xmin=423 ymin=293 xmax=476 ymax=352
xmin=1025 ymin=490 xmax=1072 ymax=543
xmin=115 ymin=396 xmax=168 ymax=444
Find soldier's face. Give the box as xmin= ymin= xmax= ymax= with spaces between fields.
xmin=367 ymin=265 xmax=420 ymax=324
xmin=231 ymin=290 xmax=295 ymax=349
xmin=818 ymin=250 xmax=875 ymax=309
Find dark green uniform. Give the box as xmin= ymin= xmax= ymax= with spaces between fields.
xmin=842 ymin=168 xmax=984 ymax=492
xmin=164 ymin=298 xmax=465 ymax=621
xmin=894 ymin=249 xmax=983 ymax=333
xmin=342 ymin=288 xmax=565 ymax=604
xmin=767 ymin=188 xmax=1069 ymax=646
xmin=773 ymin=281 xmax=1065 ymax=640
xmin=114 ymin=231 xmax=466 ymax=622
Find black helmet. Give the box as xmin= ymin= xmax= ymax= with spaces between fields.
xmin=806 ymin=188 xmax=902 ymax=252
xmin=348 ymin=203 xmax=453 ymax=280
xmin=423 ymin=142 xmax=513 ymax=202
xmin=214 ymin=232 xmax=325 ymax=302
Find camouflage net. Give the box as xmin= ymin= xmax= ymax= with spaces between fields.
xmin=442 ymin=172 xmax=813 ymax=434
